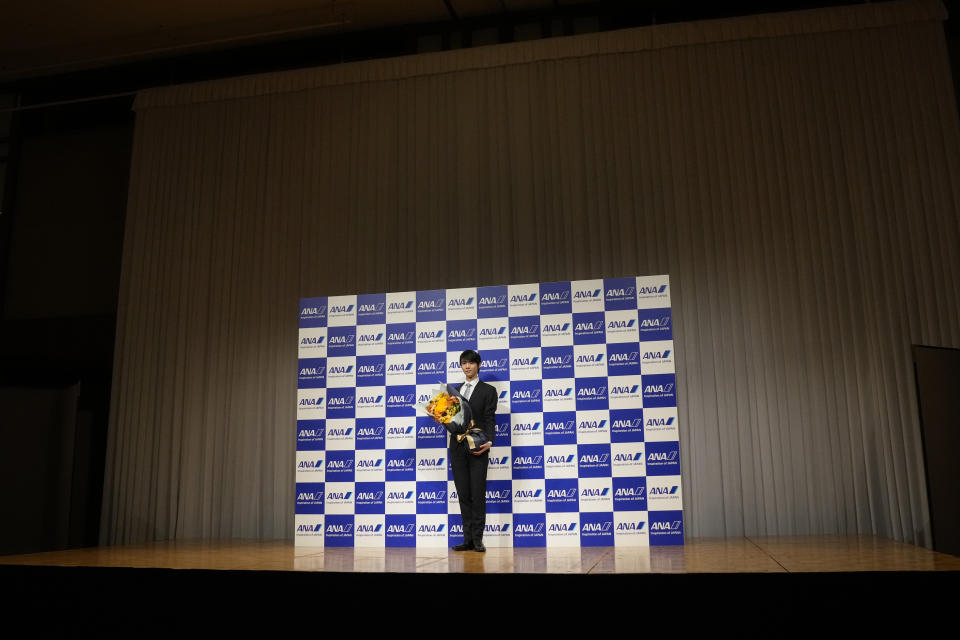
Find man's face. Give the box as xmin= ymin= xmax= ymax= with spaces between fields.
xmin=460 ymin=359 xmax=480 ymax=380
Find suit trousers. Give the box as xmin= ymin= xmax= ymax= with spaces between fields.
xmin=449 ymin=442 xmax=489 ymax=546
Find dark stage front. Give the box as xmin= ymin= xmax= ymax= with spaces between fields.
xmin=2 ymin=536 xmax=958 ymax=629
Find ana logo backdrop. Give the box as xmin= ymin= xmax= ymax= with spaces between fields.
xmin=296 ymin=275 xmax=683 ymax=547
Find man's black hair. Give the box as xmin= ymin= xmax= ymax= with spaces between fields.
xmin=459 ymin=349 xmax=482 ymax=365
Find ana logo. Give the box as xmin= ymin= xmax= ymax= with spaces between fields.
xmin=611 ymin=385 xmax=640 ymax=394
xmin=479 ymin=327 xmax=507 ymax=336
xmin=387 ymin=363 xmax=414 ymax=373
xmin=328 ymin=396 xmax=354 ymax=406
xmin=646 ymin=417 xmax=676 ymax=427
xmin=297 ymin=492 xmax=320 ymax=501
xmin=645 ymin=384 xmax=676 ymax=394
xmin=610 ymin=352 xmax=640 ymax=363
xmin=577 ymin=386 xmax=607 ymax=397
xmin=581 ymin=488 xmax=611 ymax=497
xmin=448 ymin=297 xmax=475 ymax=307
xmin=387 ymin=491 xmax=414 ymax=500
xmin=479 ymin=295 xmax=507 ymax=305
xmin=510 ymin=294 xmax=537 ymax=303
xmin=489 ymin=456 xmax=509 ymax=466
xmin=576 ymin=354 xmax=604 ymax=363
xmin=387 ymin=331 xmax=415 ymax=341
xmin=418 ymin=457 xmax=446 ymax=467
xmin=418 ymin=491 xmax=446 ymax=501
xmin=608 ymin=319 xmax=636 ymax=329
xmin=544 ymin=388 xmax=573 ymax=397
xmin=510 ymin=324 xmax=539 ymax=336
xmin=512 ymin=389 xmax=542 ymax=401
xmin=614 ymin=486 xmax=645 ymax=497
xmin=514 ymin=455 xmax=543 ymax=466
xmin=300 ymin=306 xmax=326 ymax=318
xmin=387 ymin=426 xmax=414 ymax=435
xmin=511 ymin=357 xmax=539 ymax=366
xmin=355 ymin=458 xmax=384 ymax=468
xmin=616 ymin=522 xmax=646 ymax=531
xmin=613 ymin=418 xmax=644 ymax=429
xmin=297 ymin=524 xmax=323 ymax=532
xmin=485 ymin=523 xmax=511 ymax=533
xmin=297 ymin=459 xmax=323 ymax=469
xmin=357 ymin=332 xmax=384 ymax=343
xmin=649 ymin=486 xmax=680 ymax=495
xmin=581 ymin=522 xmax=613 ymax=533
xmin=299 ymin=397 xmax=324 ymax=406
xmin=418 ymin=524 xmax=446 ymax=533
xmin=329 ymin=335 xmax=355 ymax=345
xmin=418 ymin=330 xmax=444 ymax=339
xmin=541 ymin=291 xmax=570 ymax=302
xmin=514 ymin=422 xmax=541 ymax=432
xmin=356 ymin=524 xmax=384 ymax=533
xmin=358 ymin=303 xmax=385 ymax=313
xmin=300 ymin=336 xmax=325 ymax=345
xmin=417 ymin=300 xmax=442 ymax=310
xmin=326 ymin=523 xmax=353 ymax=534
xmin=387 ymin=457 xmax=415 ymax=469
xmin=543 ymin=355 xmax=573 ymax=366
xmin=485 ymin=357 xmax=508 ymax=370
xmin=386 ymin=524 xmax=416 ymax=534
xmin=417 ymin=424 xmax=444 ymax=436
xmin=329 ymin=304 xmax=355 ymax=314
xmin=549 ymin=522 xmax=578 ymax=532
xmin=328 ymin=427 xmax=353 ymax=436
xmin=638 ymin=285 xmax=668 ymax=294
xmin=298 ymin=428 xmax=323 ymax=438
xmin=648 ymin=451 xmax=679 ymax=462
xmin=574 ymin=289 xmax=601 ymax=299
xmin=299 ymin=367 xmax=323 ymax=375
xmin=614 ymin=452 xmax=643 ymax=462
xmin=327 ymin=365 xmax=353 ymax=374
xmin=545 ymin=420 xmax=575 ymax=432
xmin=356 ymin=491 xmax=384 ymax=501
xmin=327 ymin=491 xmax=353 ymax=500
xmin=387 ymin=301 xmax=414 ymax=311
xmin=387 ymin=393 xmax=416 ymax=405
xmin=515 ymin=523 xmax=545 ymax=533
xmin=543 ymin=323 xmax=571 ymax=333
xmin=580 ymin=453 xmax=610 ymax=464
xmin=641 ymin=316 xmax=671 ymax=328
xmin=575 ymin=321 xmax=604 ymax=331
xmin=606 ymin=287 xmax=635 ymax=298
xmin=642 ymin=350 xmax=671 ymax=360
xmin=486 ymin=489 xmax=511 ymax=500
xmin=327 ymin=459 xmax=353 ymax=469
xmin=578 ymin=420 xmax=607 ymax=430
xmin=515 ymin=489 xmax=543 ymax=498
xmin=417 ymin=362 xmax=443 ymax=372
xmin=546 ymin=454 xmax=575 ymax=464
xmin=357 ymin=364 xmax=384 ymax=374
xmin=546 ymin=488 xmax=577 ymax=498
xmin=651 ymin=521 xmax=682 ymax=531
xmin=448 ymin=329 xmax=476 ymax=339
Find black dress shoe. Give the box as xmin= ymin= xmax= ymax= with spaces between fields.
xmin=452 ymin=542 xmax=474 ymax=551
xmin=473 ymin=542 xmax=486 ymax=552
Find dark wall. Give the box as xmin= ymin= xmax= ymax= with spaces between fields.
xmin=0 ymin=98 xmax=133 ymax=554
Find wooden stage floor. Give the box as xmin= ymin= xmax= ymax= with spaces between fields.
xmin=3 ymin=535 xmax=958 ymax=574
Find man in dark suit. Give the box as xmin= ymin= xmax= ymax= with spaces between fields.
xmin=450 ymin=349 xmax=498 ymax=552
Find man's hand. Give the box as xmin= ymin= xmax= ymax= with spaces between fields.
xmin=471 ymin=442 xmax=492 ymax=456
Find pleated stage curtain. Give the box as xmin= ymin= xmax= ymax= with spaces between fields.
xmin=102 ymin=0 xmax=960 ymax=544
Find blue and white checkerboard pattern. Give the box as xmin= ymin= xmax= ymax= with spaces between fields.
xmin=295 ymin=275 xmax=683 ymax=547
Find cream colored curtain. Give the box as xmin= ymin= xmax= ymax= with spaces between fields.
xmin=103 ymin=0 xmax=960 ymax=545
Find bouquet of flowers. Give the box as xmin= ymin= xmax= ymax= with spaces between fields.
xmin=422 ymin=383 xmax=474 ymax=435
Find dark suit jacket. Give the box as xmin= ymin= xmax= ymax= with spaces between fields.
xmin=449 ymin=379 xmax=498 ymax=448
